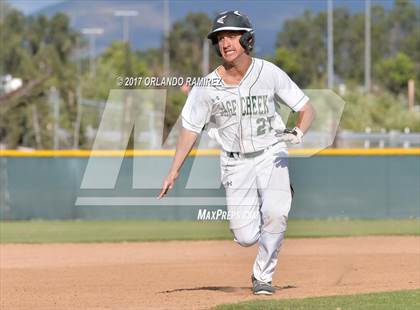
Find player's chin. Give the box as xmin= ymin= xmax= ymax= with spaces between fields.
xmin=222 ymin=51 xmax=238 ymax=62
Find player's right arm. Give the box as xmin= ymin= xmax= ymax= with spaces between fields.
xmin=157 ymin=128 xmax=198 ymax=199
xmin=157 ymin=86 xmax=211 ymax=199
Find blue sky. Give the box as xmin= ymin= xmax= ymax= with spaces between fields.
xmin=9 ymin=0 xmax=396 ymax=15
xmin=7 ymin=0 xmax=398 ymax=54
xmin=8 ymin=0 xmax=64 ymax=14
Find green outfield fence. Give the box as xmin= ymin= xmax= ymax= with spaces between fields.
xmin=0 ymin=148 xmax=419 ymax=220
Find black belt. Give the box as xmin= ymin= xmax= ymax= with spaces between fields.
xmin=227 ymin=152 xmax=238 ymax=158
xmin=226 ymin=141 xmax=281 ymax=159
xmin=226 ymin=149 xmax=265 ymax=159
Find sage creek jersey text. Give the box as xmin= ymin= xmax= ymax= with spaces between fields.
xmin=220 ymin=95 xmax=269 ymax=117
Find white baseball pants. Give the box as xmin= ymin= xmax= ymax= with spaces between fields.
xmin=220 ymin=143 xmax=292 ymax=283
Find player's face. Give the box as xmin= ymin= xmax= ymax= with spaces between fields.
xmin=217 ymin=31 xmax=246 ymax=62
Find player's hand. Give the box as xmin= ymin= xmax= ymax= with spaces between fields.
xmin=157 ymin=171 xmax=179 ymax=199
xmin=275 ymin=127 xmax=303 ymax=144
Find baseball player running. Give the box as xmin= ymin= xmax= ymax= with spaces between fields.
xmin=158 ymin=10 xmax=315 ymax=295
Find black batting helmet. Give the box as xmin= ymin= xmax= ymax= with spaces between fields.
xmin=207 ymin=10 xmax=255 ymax=56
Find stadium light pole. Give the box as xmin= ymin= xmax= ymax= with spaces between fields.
xmin=73 ymin=36 xmax=83 ymax=149
xmin=114 ymin=10 xmax=139 ymax=42
xmin=0 ymin=1 xmax=4 ymax=79
xmin=327 ymin=0 xmax=334 ymax=89
xmin=81 ymin=28 xmax=104 ymax=77
xmin=365 ymin=0 xmax=371 ymax=92
xmin=114 ymin=10 xmax=138 ymax=145
xmin=48 ymin=87 xmax=60 ymax=150
xmin=163 ymin=0 xmax=170 ymax=76
xmin=202 ymin=39 xmax=210 ymax=76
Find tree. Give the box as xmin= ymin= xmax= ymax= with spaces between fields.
xmin=168 ymin=12 xmax=218 ymax=76
xmin=375 ymin=52 xmax=416 ymax=94
xmin=275 ymin=0 xmax=419 ymax=91
xmin=272 ymin=47 xmax=303 ymax=83
xmin=388 ymin=0 xmax=419 ymax=59
xmin=0 ymin=8 xmax=80 ymax=148
xmin=81 ymin=41 xmax=149 ymax=100
xmin=136 ymin=48 xmax=162 ymax=75
xmin=341 ymin=88 xmax=420 ymax=132
xmin=276 ymin=10 xmax=326 ymax=87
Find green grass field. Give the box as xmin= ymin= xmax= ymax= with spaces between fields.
xmin=213 ymin=289 xmax=420 ymax=310
xmin=0 ymin=219 xmax=419 ymax=243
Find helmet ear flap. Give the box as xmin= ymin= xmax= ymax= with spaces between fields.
xmin=239 ymin=31 xmax=255 ymax=52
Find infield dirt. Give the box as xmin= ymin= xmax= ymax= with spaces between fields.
xmin=1 ymin=236 xmax=419 ymax=309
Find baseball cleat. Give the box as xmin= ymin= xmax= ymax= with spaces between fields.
xmin=251 ymin=275 xmax=276 ymax=295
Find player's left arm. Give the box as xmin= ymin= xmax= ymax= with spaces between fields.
xmin=296 ymin=101 xmax=316 ymax=134
xmin=271 ymin=62 xmax=316 ymax=144
xmin=276 ymin=101 xmax=316 ymax=144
